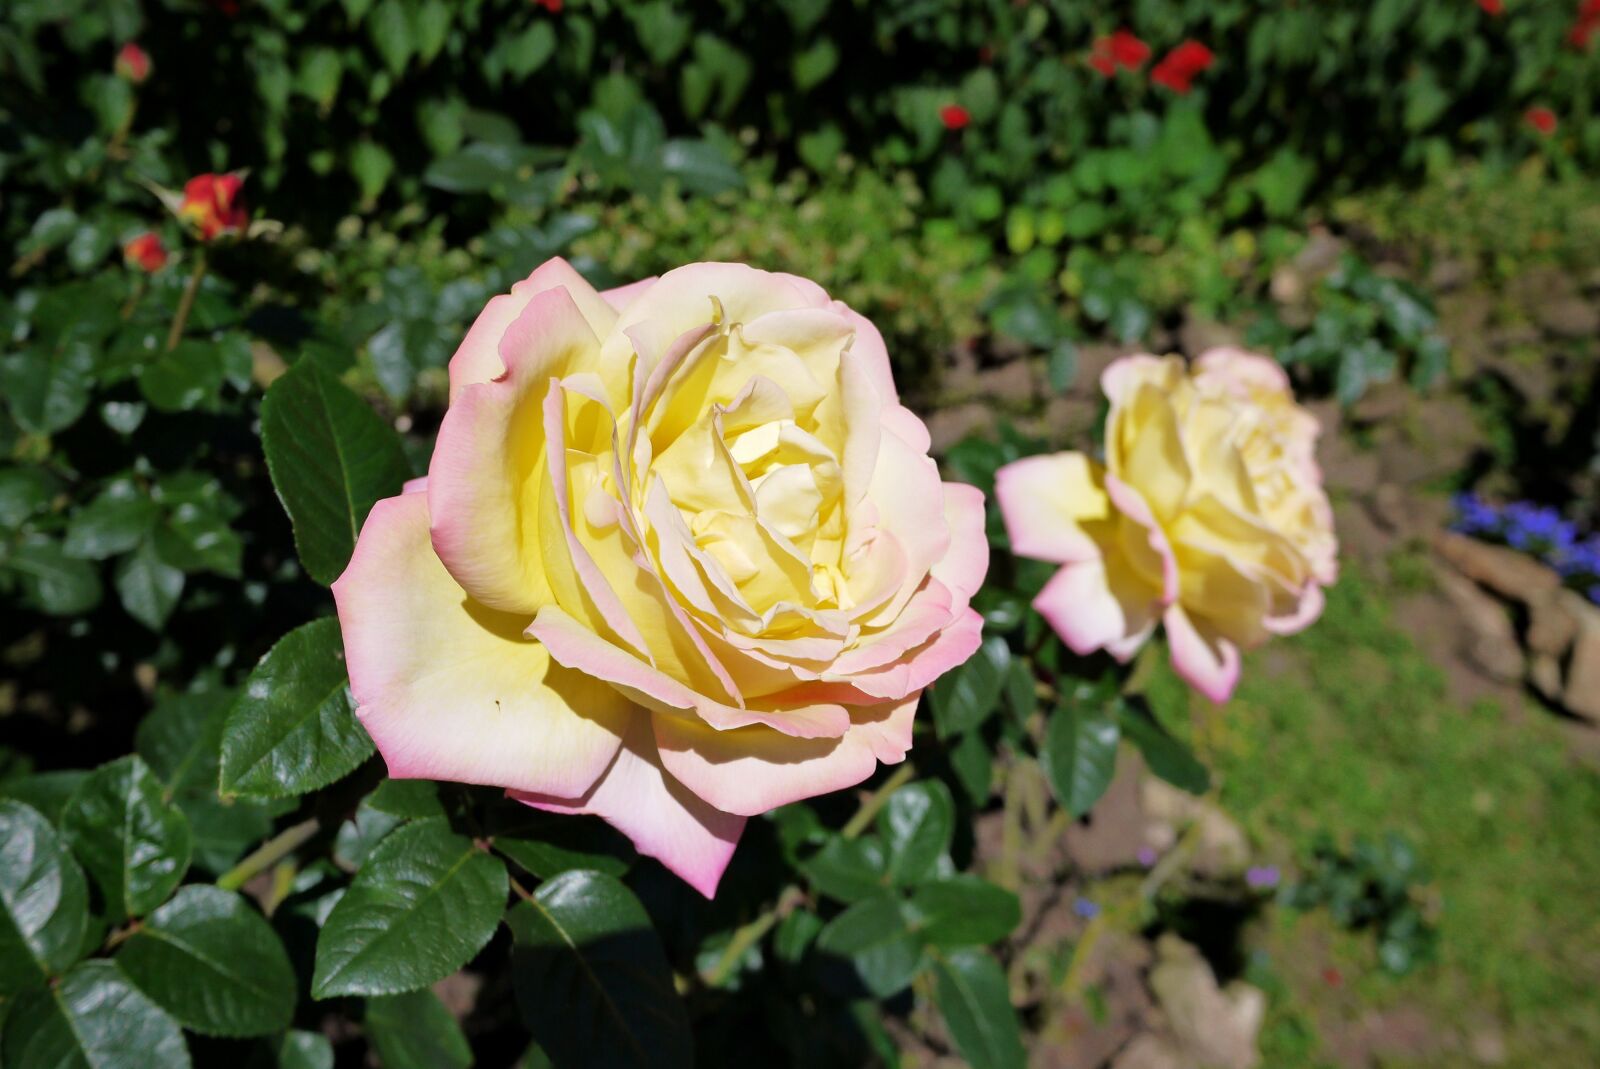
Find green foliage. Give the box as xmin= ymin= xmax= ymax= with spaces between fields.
xmin=312 ymin=819 xmax=507 ymax=998
xmin=508 ymin=870 xmax=691 ymax=1069
xmin=219 ymin=617 xmax=374 ymax=799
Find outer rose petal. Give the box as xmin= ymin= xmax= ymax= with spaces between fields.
xmin=429 ymin=286 xmax=600 ymax=612
xmin=447 ymin=257 xmax=616 ymax=401
xmin=1164 ymin=603 xmax=1242 ymax=703
xmin=933 ymin=482 xmax=990 ymax=610
xmin=651 ymin=696 xmax=918 ymax=818
xmin=1033 ymin=556 xmax=1159 ymax=663
xmin=995 ymin=453 xmax=1109 ymax=564
xmin=512 ymin=715 xmax=744 ymax=899
xmin=332 ymin=493 xmax=632 ymax=798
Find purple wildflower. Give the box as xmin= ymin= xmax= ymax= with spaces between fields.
xmin=1073 ymin=897 xmax=1100 ymax=919
xmin=1246 ymin=865 xmax=1281 ymax=890
xmin=1137 ymin=846 xmax=1158 ymax=868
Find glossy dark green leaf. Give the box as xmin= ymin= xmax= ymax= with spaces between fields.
xmin=490 ymin=810 xmax=633 ymax=881
xmin=0 ymin=344 xmax=94 ymax=434
xmin=365 ymin=779 xmax=447 ymax=819
xmin=8 ymin=534 xmax=102 ymax=615
xmin=365 ymin=989 xmax=473 ymax=1069
xmin=260 ymin=358 xmax=411 ymax=585
xmin=1042 ymin=701 xmax=1122 ymax=818
xmin=930 ymin=635 xmax=1010 ymax=738
xmin=907 ymin=876 xmax=1021 ymax=948
xmin=0 ymin=801 xmax=89 ymax=994
xmin=258 ymin=1031 xmax=335 ymax=1069
xmin=815 ymin=894 xmax=923 ymax=998
xmin=878 ymin=780 xmax=955 ymax=887
xmin=115 ymin=537 xmax=186 ymax=630
xmin=60 ymin=756 xmax=192 ymax=920
xmin=220 ymin=617 xmax=374 ymax=798
xmin=138 ymin=339 xmax=231 ymax=412
xmin=1119 ymin=700 xmax=1210 ymax=795
xmin=117 ymin=885 xmax=296 ymax=1036
xmin=136 ymin=687 xmax=277 ymax=873
xmin=508 ymin=869 xmax=692 ymax=1069
xmin=799 ymin=835 xmax=888 ymax=903
xmin=0 ymin=770 xmax=88 ymax=824
xmin=62 ymin=478 xmax=157 ymax=560
xmin=0 ymin=466 xmax=57 ymax=530
xmin=949 ymin=730 xmax=993 ymax=803
xmin=2 ymin=960 xmax=191 ymax=1068
xmin=312 ymin=820 xmax=507 ymax=998
xmin=931 ymin=949 xmax=1025 ymax=1069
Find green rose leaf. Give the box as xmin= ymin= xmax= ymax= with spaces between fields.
xmin=0 ymin=345 xmax=94 ymax=435
xmin=507 ymin=869 xmax=692 ymax=1069
xmin=220 ymin=617 xmax=375 ymax=799
xmin=0 ymin=801 xmax=89 ymax=994
xmin=62 ymin=478 xmax=157 ymax=560
xmin=815 ymin=893 xmax=924 ymax=998
xmin=8 ymin=534 xmax=102 ymax=616
xmin=1041 ymin=699 xmax=1122 ymax=818
xmin=489 ymin=811 xmax=633 ymax=881
xmin=115 ymin=537 xmax=186 ymax=630
xmin=800 ymin=835 xmax=889 ymax=903
xmin=1119 ymin=699 xmax=1210 ymax=795
xmin=266 ymin=1031 xmax=336 ymax=1069
xmin=907 ymin=875 xmax=1022 ymax=948
xmin=930 ymin=634 xmax=1010 ymax=738
xmin=365 ymin=989 xmax=473 ymax=1069
xmin=312 ymin=819 xmax=507 ymax=998
xmin=259 ymin=358 xmax=411 ymax=586
xmin=931 ymin=948 xmax=1026 ymax=1069
xmin=1 ymin=960 xmax=191 ymax=1069
xmin=60 ymin=755 xmax=192 ymax=920
xmin=116 ymin=885 xmax=296 ymax=1036
xmin=878 ymin=780 xmax=955 ymax=887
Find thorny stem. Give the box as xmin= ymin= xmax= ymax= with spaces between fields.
xmin=164 ymin=245 xmax=207 ymax=352
xmin=216 ymin=817 xmax=319 ymax=892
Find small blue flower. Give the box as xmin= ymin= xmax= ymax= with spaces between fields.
xmin=1072 ymin=897 xmax=1100 ymax=919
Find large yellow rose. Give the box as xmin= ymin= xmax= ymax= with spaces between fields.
xmin=332 ymin=259 xmax=988 ymax=895
xmin=994 ymin=349 xmax=1335 ymax=702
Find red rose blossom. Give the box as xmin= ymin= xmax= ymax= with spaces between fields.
xmin=1571 ymin=0 xmax=1600 ymax=47
xmin=178 ymin=173 xmax=249 ymax=241
xmin=1525 ymin=106 xmax=1558 ymax=135
xmin=123 ymin=232 xmax=168 ymax=273
xmin=1478 ymin=0 xmax=1504 ymax=14
xmin=534 ymin=0 xmax=562 ymax=11
xmin=115 ymin=42 xmax=151 ymax=84
xmin=940 ymin=104 xmax=971 ymax=131
xmin=1151 ymin=40 xmax=1214 ymax=94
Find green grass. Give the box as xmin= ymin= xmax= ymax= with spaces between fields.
xmin=1180 ymin=575 xmax=1600 ymax=1066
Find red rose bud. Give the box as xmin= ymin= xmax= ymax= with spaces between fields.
xmin=1089 ymin=30 xmax=1149 ymax=77
xmin=115 ymin=42 xmax=151 ymax=84
xmin=1151 ymin=40 xmax=1215 ymax=94
xmin=1525 ymin=106 xmax=1558 ymax=135
xmin=123 ymin=232 xmax=168 ymax=273
xmin=534 ymin=0 xmax=562 ymax=10
xmin=1478 ymin=0 xmax=1504 ymax=13
xmin=178 ymin=172 xmax=248 ymax=241
xmin=940 ymin=104 xmax=971 ymax=130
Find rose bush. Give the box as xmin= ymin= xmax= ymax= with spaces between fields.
xmin=995 ymin=349 xmax=1335 ymax=703
xmin=333 ymin=259 xmax=988 ymax=895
